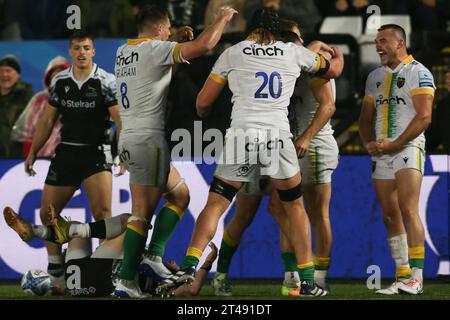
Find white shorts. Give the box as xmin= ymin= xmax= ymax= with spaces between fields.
xmin=215 ymin=128 xmax=299 ymax=182
xmin=119 ymin=132 xmax=170 ymax=188
xmin=372 ymin=145 xmax=425 ymax=180
xmin=299 ymin=135 xmax=339 ymax=184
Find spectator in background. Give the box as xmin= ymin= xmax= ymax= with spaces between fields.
xmin=130 ymin=0 xmax=208 ymax=31
xmin=0 ymin=55 xmax=33 ymax=158
xmin=77 ymin=0 xmax=136 ymax=38
xmin=244 ymin=0 xmax=322 ymax=34
xmin=11 ymin=56 xmax=70 ymax=158
xmin=19 ymin=0 xmax=72 ymax=39
xmin=316 ymin=0 xmax=370 ymax=18
xmin=0 ymin=0 xmax=22 ymax=40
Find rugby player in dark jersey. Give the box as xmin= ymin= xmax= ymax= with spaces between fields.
xmin=3 ymin=206 xmax=216 ymax=298
xmin=23 ymin=31 xmax=121 ymax=292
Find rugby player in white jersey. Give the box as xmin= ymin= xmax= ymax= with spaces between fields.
xmin=359 ymin=24 xmax=435 ymax=295
xmin=176 ymin=8 xmax=343 ymax=297
xmin=112 ymin=4 xmax=237 ymax=298
xmin=211 ymin=20 xmax=340 ymax=296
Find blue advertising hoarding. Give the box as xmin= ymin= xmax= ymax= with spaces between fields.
xmin=0 ymin=156 xmax=448 ymax=279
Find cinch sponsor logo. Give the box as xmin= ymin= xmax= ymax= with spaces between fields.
xmin=376 ymin=95 xmax=406 ymax=106
xmin=245 ymin=138 xmax=284 ymax=152
xmin=61 ymin=99 xmax=95 ymax=108
xmin=116 ymin=51 xmax=139 ymax=66
xmin=243 ymin=46 xmax=284 ymax=56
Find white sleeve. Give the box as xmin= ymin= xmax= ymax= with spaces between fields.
xmin=102 ymin=71 xmax=118 ymax=107
xmin=148 ymin=40 xmax=188 ymax=66
xmin=210 ymin=49 xmax=230 ymax=84
xmin=364 ymin=71 xmax=375 ymax=104
xmin=295 ymin=45 xmax=321 ymax=74
xmin=408 ymin=65 xmax=436 ymax=96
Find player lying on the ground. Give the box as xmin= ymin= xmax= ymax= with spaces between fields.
xmin=3 ymin=206 xmax=216 ymax=297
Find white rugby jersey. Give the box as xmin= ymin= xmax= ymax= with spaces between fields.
xmin=210 ymin=39 xmax=321 ymax=132
xmin=115 ymin=38 xmax=187 ymax=134
xmin=364 ymin=55 xmax=435 ymax=148
xmin=292 ymin=74 xmax=336 ymax=138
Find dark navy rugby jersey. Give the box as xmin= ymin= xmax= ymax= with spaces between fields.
xmin=48 ymin=64 xmax=117 ymax=145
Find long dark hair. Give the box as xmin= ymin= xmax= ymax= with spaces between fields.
xmin=246 ymin=8 xmax=280 ymax=45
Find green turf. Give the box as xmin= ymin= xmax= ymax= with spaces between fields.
xmin=1 ymin=280 xmax=449 ymax=300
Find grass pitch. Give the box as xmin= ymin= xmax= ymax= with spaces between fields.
xmin=0 ymin=279 xmax=449 ymax=300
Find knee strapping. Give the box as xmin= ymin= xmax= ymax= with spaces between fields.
xmin=127 ymin=215 xmax=152 ymax=230
xmin=163 ymin=178 xmax=186 ymax=197
xmin=277 ymin=183 xmax=302 ymax=201
xmin=210 ymin=177 xmax=239 ymax=202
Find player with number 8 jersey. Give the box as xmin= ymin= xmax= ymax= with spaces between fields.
xmin=112 ymin=4 xmax=237 ymax=298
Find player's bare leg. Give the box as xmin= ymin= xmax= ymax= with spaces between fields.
xmin=40 ymin=184 xmax=77 ymax=291
xmin=113 ymin=184 xmax=162 ymax=298
xmin=270 ymin=172 xmax=327 ymax=296
xmin=178 ymin=177 xmax=243 ymax=283
xmin=395 ymin=168 xmax=425 ymax=294
xmin=213 ymin=193 xmax=262 ymax=296
xmin=303 ymin=183 xmax=333 ymax=290
xmin=83 ymin=171 xmax=113 ymax=221
xmin=373 ymin=179 xmax=411 ymax=295
xmin=141 ymin=167 xmax=190 ymax=282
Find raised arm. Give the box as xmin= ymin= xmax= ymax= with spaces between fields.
xmin=179 ymin=7 xmax=237 ymax=61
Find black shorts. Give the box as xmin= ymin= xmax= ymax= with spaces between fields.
xmin=45 ymin=144 xmax=112 ymax=187
xmin=65 ymin=257 xmax=119 ymax=297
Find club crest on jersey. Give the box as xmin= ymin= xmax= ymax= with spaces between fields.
xmin=397 ymin=77 xmax=405 ymax=88
xmin=86 ymin=85 xmax=97 ymax=98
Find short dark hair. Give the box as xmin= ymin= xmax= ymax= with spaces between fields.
xmin=137 ymin=4 xmax=171 ymax=33
xmin=377 ymin=24 xmax=406 ymax=43
xmin=69 ymin=31 xmax=94 ymax=46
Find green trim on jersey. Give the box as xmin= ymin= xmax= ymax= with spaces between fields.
xmin=387 ymin=73 xmax=398 ymax=138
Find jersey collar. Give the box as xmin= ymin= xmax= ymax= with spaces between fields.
xmin=402 ymin=54 xmax=414 ymax=65
xmin=385 ymin=55 xmax=414 ymax=73
xmin=69 ymin=63 xmax=98 ymax=90
xmin=127 ymin=38 xmax=153 ymax=45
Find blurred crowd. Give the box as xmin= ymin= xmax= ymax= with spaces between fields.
xmin=0 ymin=0 xmax=449 ymax=158
xmin=1 ymin=0 xmax=449 ymax=40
